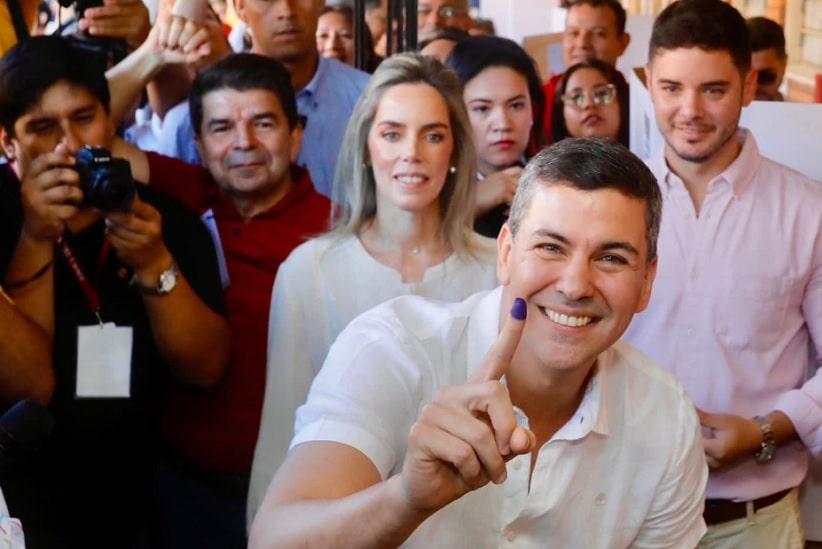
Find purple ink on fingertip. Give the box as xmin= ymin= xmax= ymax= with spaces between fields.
xmin=511 ymin=297 xmax=527 ymax=320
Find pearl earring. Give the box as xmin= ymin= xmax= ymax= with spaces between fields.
xmin=449 ymin=165 xmax=456 ymax=174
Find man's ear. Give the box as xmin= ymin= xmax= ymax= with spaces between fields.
xmin=644 ymin=63 xmax=654 ymax=103
xmin=497 ymin=223 xmax=514 ymax=286
xmin=618 ymin=32 xmax=631 ymax=57
xmin=742 ymin=68 xmax=757 ymax=107
xmin=194 ymin=134 xmax=205 ymax=162
xmin=635 ymin=256 xmax=658 ymax=313
xmin=0 ymin=127 xmax=15 ymax=162
xmin=289 ymin=124 xmax=304 ymax=164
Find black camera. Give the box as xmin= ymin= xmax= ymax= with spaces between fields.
xmin=75 ymin=146 xmax=136 ymax=212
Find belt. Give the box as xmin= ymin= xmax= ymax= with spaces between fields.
xmin=703 ymin=488 xmax=792 ymax=526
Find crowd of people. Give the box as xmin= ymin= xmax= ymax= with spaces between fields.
xmin=0 ymin=0 xmax=819 ymax=548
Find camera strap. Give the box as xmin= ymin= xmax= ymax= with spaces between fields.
xmin=57 ymin=237 xmax=111 ymax=326
xmin=7 ymin=0 xmax=30 ymax=42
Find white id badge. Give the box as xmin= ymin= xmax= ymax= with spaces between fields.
xmin=76 ymin=323 xmax=133 ymax=398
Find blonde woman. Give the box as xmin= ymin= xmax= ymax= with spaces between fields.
xmin=247 ymin=53 xmax=499 ymax=525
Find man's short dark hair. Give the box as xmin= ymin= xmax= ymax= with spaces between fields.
xmin=649 ymin=0 xmax=751 ymax=76
xmin=747 ymin=16 xmax=786 ymax=59
xmin=508 ymin=138 xmax=661 ymax=261
xmin=189 ymin=53 xmax=299 ymax=137
xmin=418 ymin=25 xmax=470 ymax=51
xmin=0 ymin=35 xmax=110 ymax=135
xmin=564 ymin=0 xmax=627 ymax=36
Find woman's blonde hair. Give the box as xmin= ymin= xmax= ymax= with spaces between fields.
xmin=330 ymin=52 xmax=478 ymax=256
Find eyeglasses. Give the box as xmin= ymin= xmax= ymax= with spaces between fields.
xmin=561 ymin=83 xmax=617 ymax=108
xmin=417 ymin=5 xmax=467 ymax=19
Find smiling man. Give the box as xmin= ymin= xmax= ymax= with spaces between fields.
xmin=623 ymin=1 xmax=822 ymax=546
xmin=157 ymin=0 xmax=369 ymax=199
xmin=249 ymin=138 xmax=707 ymax=549
xmin=112 ymin=51 xmax=331 ymax=547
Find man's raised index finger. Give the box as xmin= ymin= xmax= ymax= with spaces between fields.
xmin=471 ymin=297 xmax=527 ymax=383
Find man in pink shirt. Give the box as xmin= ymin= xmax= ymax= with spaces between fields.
xmin=623 ymin=0 xmax=822 ymax=547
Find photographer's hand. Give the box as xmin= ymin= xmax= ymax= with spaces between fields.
xmin=105 ymin=196 xmax=230 ymax=387
xmin=5 ymin=144 xmax=81 ymax=338
xmin=105 ymin=195 xmax=173 ymax=284
xmin=19 ymin=146 xmax=82 ymax=244
xmin=79 ymin=0 xmax=152 ymax=51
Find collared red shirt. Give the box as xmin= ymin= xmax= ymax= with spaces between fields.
xmin=156 ymin=56 xmax=369 ymax=199
xmin=623 ymin=129 xmax=822 ymax=500
xmin=146 ymin=152 xmax=331 ymax=473
xmin=293 ymin=287 xmax=707 ymax=548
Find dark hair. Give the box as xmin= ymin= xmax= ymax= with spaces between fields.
xmin=565 ymin=0 xmax=627 ymax=35
xmin=418 ymin=26 xmax=470 ymax=51
xmin=189 ymin=53 xmax=299 ymax=136
xmin=649 ymin=0 xmax=751 ymax=75
xmin=0 ymin=35 xmax=110 ymax=135
xmin=445 ymin=35 xmax=546 ymax=154
xmin=551 ymin=59 xmax=629 ymax=146
xmin=319 ymin=4 xmax=382 ymax=73
xmin=508 ymin=138 xmax=661 ymax=260
xmin=747 ymin=16 xmax=786 ymax=59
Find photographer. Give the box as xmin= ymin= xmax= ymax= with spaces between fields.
xmin=0 ymin=35 xmax=230 ymax=547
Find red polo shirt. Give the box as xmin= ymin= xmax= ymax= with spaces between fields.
xmin=146 ymin=152 xmax=331 ymax=473
xmin=541 ymin=72 xmax=565 ymax=146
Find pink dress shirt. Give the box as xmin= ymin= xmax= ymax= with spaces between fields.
xmin=623 ymin=129 xmax=822 ymax=500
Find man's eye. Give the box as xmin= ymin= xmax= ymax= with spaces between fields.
xmin=600 ymin=254 xmax=627 ymax=264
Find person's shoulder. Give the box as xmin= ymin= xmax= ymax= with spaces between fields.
xmin=317 ymin=58 xmax=370 ymax=97
xmin=758 ymin=154 xmax=822 ymax=195
xmin=607 ymin=339 xmax=691 ymax=398
xmin=357 ymin=290 xmax=492 ymax=342
xmin=292 ymin=168 xmax=333 ymax=209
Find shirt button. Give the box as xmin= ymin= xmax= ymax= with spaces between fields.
xmin=687 ymin=328 xmax=694 ymax=337
xmin=681 ymin=211 xmax=689 ymax=219
xmin=691 ymin=268 xmax=699 ymax=280
xmin=511 ymin=458 xmax=523 ymax=470
xmin=506 ymin=530 xmax=518 ymax=542
xmin=596 ymin=493 xmax=607 ymax=506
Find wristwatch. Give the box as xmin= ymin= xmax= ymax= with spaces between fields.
xmin=753 ymin=416 xmax=777 ymax=463
xmin=130 ymin=264 xmax=178 ymax=296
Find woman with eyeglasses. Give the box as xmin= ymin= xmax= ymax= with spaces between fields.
xmin=551 ymin=59 xmax=630 ymax=147
xmin=446 ymin=35 xmax=545 ymax=238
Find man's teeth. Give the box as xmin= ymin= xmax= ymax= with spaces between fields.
xmin=396 ymin=175 xmax=425 ymax=184
xmin=542 ymin=308 xmax=593 ymax=327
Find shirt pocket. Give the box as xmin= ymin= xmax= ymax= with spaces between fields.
xmin=715 ymin=276 xmax=794 ymax=352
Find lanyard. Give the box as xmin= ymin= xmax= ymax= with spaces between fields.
xmin=57 ymin=237 xmax=111 ymax=326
